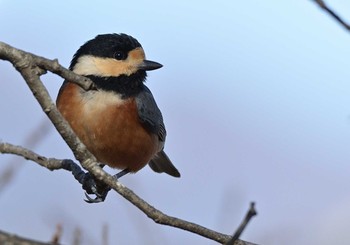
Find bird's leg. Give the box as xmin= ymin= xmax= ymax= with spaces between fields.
xmin=83 ymin=168 xmax=130 ymax=203
xmin=61 ymin=159 xmax=106 ymax=202
xmin=114 ymin=168 xmax=130 ymax=179
xmin=64 ymin=159 xmax=130 ymax=203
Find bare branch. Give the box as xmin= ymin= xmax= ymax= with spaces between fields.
xmin=312 ymin=0 xmax=350 ymax=30
xmin=0 ymin=41 xmax=256 ymax=244
xmin=102 ymin=223 xmax=108 ymax=245
xmin=0 ymin=42 xmax=94 ymax=90
xmin=225 ymin=203 xmax=257 ymax=245
xmin=0 ymin=142 xmax=64 ymax=170
xmin=0 ymin=229 xmax=53 ymax=245
xmin=51 ymin=224 xmax=63 ymax=244
xmin=0 ymin=142 xmax=238 ymax=244
xmin=72 ymin=227 xmax=81 ymax=245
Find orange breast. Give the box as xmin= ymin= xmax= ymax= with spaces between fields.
xmin=56 ymin=82 xmax=159 ymax=172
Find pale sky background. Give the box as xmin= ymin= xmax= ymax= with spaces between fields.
xmin=1 ymin=1 xmax=350 ymax=244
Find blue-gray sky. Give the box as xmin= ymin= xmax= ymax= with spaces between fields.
xmin=1 ymin=1 xmax=350 ymax=244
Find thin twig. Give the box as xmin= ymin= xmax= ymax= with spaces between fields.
xmin=0 ymin=142 xmax=100 ymax=188
xmin=0 ymin=142 xmax=65 ymax=170
xmin=312 ymin=0 xmax=350 ymax=30
xmin=51 ymin=224 xmax=63 ymax=244
xmin=225 ymin=203 xmax=257 ymax=245
xmin=102 ymin=223 xmax=108 ymax=245
xmin=72 ymin=227 xmax=81 ymax=245
xmin=0 ymin=41 xmax=94 ymax=90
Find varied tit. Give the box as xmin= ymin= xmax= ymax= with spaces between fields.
xmin=56 ymin=34 xmax=180 ymax=201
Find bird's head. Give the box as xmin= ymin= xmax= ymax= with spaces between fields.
xmin=69 ymin=33 xmax=162 ymax=95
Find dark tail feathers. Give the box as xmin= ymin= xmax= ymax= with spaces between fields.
xmin=148 ymin=150 xmax=180 ymax=177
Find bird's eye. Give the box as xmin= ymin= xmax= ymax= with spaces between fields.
xmin=114 ymin=51 xmax=126 ymax=60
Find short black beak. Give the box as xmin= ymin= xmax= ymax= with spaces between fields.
xmin=138 ymin=60 xmax=163 ymax=71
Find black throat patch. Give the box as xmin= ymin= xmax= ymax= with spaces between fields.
xmin=87 ymin=70 xmax=147 ymax=98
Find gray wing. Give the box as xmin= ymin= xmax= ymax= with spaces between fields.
xmin=135 ymin=85 xmax=166 ymax=143
xmin=136 ymin=85 xmax=181 ymax=178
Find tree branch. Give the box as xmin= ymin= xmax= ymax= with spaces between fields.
xmin=0 ymin=229 xmax=53 ymax=245
xmin=1 ymin=142 xmax=254 ymax=244
xmin=0 ymin=42 xmax=94 ymax=90
xmin=225 ymin=203 xmax=257 ymax=245
xmin=312 ymin=0 xmax=350 ymax=30
xmin=0 ymin=142 xmax=65 ymax=170
xmin=0 ymin=41 xmax=256 ymax=244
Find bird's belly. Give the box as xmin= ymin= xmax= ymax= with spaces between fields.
xmin=58 ymin=86 xmax=159 ymax=172
xmin=87 ymin=117 xmax=159 ymax=172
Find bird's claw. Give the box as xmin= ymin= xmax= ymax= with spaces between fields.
xmin=82 ymin=173 xmax=111 ymax=203
xmin=84 ymin=192 xmax=106 ymax=203
xmin=80 ymin=169 xmax=129 ymax=203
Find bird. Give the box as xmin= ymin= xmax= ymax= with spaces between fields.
xmin=56 ymin=33 xmax=180 ymax=201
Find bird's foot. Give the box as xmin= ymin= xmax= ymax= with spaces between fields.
xmin=81 ymin=169 xmax=130 ymax=203
xmin=82 ymin=173 xmax=111 ymax=203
